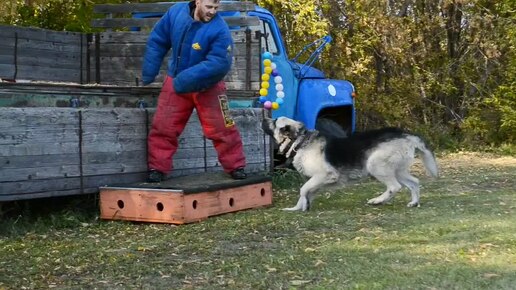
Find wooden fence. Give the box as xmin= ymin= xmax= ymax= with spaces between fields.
xmin=0 ymin=20 xmax=260 ymax=92
xmin=88 ymin=29 xmax=260 ymax=91
xmin=0 ymin=107 xmax=271 ymax=201
xmin=0 ymin=25 xmax=88 ymax=83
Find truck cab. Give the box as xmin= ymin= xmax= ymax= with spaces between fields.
xmin=246 ymin=7 xmax=356 ymax=135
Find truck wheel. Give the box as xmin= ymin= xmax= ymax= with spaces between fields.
xmin=315 ymin=118 xmax=348 ymax=138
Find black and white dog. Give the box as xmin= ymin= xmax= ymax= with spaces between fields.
xmin=262 ymin=117 xmax=439 ymax=211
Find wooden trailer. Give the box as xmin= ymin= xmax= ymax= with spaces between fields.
xmin=0 ymin=2 xmax=272 ymax=206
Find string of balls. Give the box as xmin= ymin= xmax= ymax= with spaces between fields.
xmin=259 ymin=52 xmax=284 ymax=110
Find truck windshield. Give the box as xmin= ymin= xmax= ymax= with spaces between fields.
xmin=250 ymin=20 xmax=279 ymax=55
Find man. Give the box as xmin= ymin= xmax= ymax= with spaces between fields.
xmin=141 ymin=0 xmax=247 ymax=182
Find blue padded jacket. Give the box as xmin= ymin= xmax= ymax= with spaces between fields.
xmin=141 ymin=2 xmax=233 ymax=93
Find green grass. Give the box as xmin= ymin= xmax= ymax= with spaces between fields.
xmin=1 ymin=153 xmax=515 ymax=289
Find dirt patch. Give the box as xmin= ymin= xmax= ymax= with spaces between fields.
xmin=438 ymin=152 xmax=516 ymax=169
xmin=408 ymin=152 xmax=515 ymax=176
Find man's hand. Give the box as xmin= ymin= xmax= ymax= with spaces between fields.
xmin=142 ymin=76 xmax=155 ymax=86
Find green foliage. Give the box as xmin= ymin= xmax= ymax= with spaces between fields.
xmin=1 ymin=0 xmax=514 ymax=149
xmin=2 ymin=0 xmax=90 ymax=31
xmin=257 ymin=0 xmax=329 ymax=61
xmin=463 ymin=6 xmax=516 ymax=147
xmin=260 ymin=0 xmax=515 ymax=149
xmin=0 ymin=0 xmax=143 ymax=32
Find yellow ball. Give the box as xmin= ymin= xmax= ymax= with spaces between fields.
xmin=264 ymin=66 xmax=272 ymax=74
xmin=263 ymin=59 xmax=272 ymax=67
xmin=259 ymin=88 xmax=268 ymax=96
xmin=261 ymin=81 xmax=270 ymax=89
xmin=261 ymin=74 xmax=270 ymax=81
xmin=272 ymin=102 xmax=279 ymax=110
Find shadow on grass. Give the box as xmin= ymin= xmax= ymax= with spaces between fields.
xmin=0 ymin=194 xmax=99 ymax=236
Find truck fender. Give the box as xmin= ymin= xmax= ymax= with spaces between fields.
xmin=295 ymin=79 xmax=355 ymax=129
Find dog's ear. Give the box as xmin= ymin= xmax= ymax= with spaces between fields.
xmin=279 ymin=125 xmax=291 ymax=136
xmin=281 ymin=122 xmax=305 ymax=139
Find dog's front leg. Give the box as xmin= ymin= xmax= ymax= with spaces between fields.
xmin=283 ymin=174 xmax=328 ymax=211
xmin=283 ymin=195 xmax=307 ymax=211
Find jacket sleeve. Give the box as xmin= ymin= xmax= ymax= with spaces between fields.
xmin=141 ymin=9 xmax=173 ymax=85
xmin=173 ymin=28 xmax=233 ymax=93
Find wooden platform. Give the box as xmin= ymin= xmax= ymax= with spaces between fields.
xmin=99 ymin=172 xmax=272 ymax=224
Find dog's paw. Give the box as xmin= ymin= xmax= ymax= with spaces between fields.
xmin=282 ymin=206 xmax=302 ymax=211
xmin=367 ymin=197 xmax=384 ymax=205
xmin=407 ymin=201 xmax=420 ymax=207
xmin=283 ymin=196 xmax=309 ymax=211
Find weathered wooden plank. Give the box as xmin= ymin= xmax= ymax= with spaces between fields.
xmin=88 ymin=55 xmax=259 ymax=70
xmin=95 ymin=29 xmax=259 ymax=44
xmin=204 ymin=162 xmax=268 ymax=174
xmin=81 ymin=108 xmax=147 ymax=124
xmin=0 ymin=107 xmax=78 ymax=128
xmin=93 ymin=2 xmax=255 ymax=14
xmin=82 ymin=172 xmax=146 ymax=188
xmin=16 ymin=54 xmax=82 ymax=70
xmin=96 ymin=32 xmax=150 ymax=44
xmin=0 ymin=25 xmax=83 ymax=44
xmin=0 ymin=165 xmax=80 ymax=182
xmin=82 ymin=151 xmax=145 ymax=164
xmin=0 ymin=55 xmax=14 ymax=64
xmin=0 ymin=128 xmax=79 ymax=145
xmin=0 ymin=189 xmax=85 ymax=201
xmin=0 ymin=178 xmax=81 ymax=195
xmin=0 ymin=64 xmax=15 ymax=79
xmin=0 ymin=153 xmax=79 ymax=169
xmin=0 ymin=93 xmax=261 ymax=111
xmin=82 ymin=162 xmax=146 ymax=176
xmin=91 ymin=78 xmax=260 ymax=90
xmin=15 ymin=65 xmax=81 ymax=82
xmin=91 ymin=68 xmax=260 ymax=86
xmin=0 ymin=41 xmax=15 ymax=50
xmin=225 ymin=81 xmax=260 ymax=91
xmin=14 ymin=38 xmax=83 ymax=54
xmin=89 ymin=41 xmax=258 ymax=57
xmin=92 ymin=16 xmax=259 ymax=29
xmin=1 ymin=142 xmax=79 ymax=156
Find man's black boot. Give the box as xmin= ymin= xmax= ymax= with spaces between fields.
xmin=230 ymin=168 xmax=247 ymax=180
xmin=147 ymin=170 xmax=164 ymax=183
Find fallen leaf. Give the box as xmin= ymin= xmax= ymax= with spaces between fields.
xmin=291 ymin=280 xmax=312 ymax=286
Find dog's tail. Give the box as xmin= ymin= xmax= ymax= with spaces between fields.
xmin=410 ymin=135 xmax=439 ymax=178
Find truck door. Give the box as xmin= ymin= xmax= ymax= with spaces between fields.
xmin=248 ymin=11 xmax=299 ymax=120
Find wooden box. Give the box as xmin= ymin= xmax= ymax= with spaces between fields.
xmin=99 ymin=172 xmax=272 ymax=224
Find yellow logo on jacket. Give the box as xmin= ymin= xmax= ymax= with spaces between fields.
xmin=192 ymin=43 xmax=201 ymax=50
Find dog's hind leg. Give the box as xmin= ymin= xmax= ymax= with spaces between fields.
xmin=367 ymin=173 xmax=402 ymax=206
xmin=396 ymin=170 xmax=421 ymax=207
xmin=283 ymin=173 xmax=335 ymax=211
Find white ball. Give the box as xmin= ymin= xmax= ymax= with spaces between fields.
xmin=275 ymin=83 xmax=284 ymax=91
xmin=270 ymin=62 xmax=277 ymax=70
xmin=274 ymin=76 xmax=283 ymax=84
xmin=276 ymin=91 xmax=285 ymax=98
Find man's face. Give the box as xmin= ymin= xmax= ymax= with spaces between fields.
xmin=195 ymin=0 xmax=220 ymax=22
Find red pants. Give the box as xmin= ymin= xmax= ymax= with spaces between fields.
xmin=148 ymin=76 xmax=246 ymax=174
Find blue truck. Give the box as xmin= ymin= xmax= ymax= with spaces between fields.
xmin=128 ymin=1 xmax=356 ymax=136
